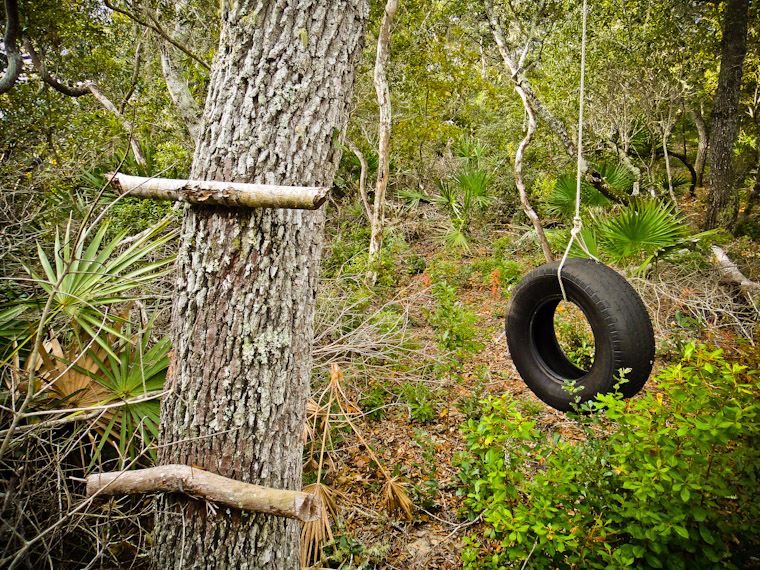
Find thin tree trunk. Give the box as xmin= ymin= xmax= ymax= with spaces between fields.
xmin=688 ymin=104 xmax=708 ymax=189
xmin=345 ymin=137 xmax=372 ymax=223
xmin=152 ymin=2 xmax=367 ymax=569
xmin=704 ymin=0 xmax=749 ymax=230
xmin=367 ymin=0 xmax=399 ymax=286
xmin=484 ymin=0 xmax=553 ymax=261
xmin=740 ymin=145 xmax=760 ymax=222
xmin=661 ymin=147 xmax=697 ymax=197
xmin=514 ymin=85 xmax=554 ymax=262
xmin=158 ymin=0 xmax=203 ymax=141
xmin=662 ymin=110 xmax=678 ymax=204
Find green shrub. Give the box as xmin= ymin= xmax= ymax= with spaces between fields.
xmin=401 ymin=382 xmax=438 ymax=424
xmin=425 ymin=278 xmax=483 ymax=366
xmin=469 ymin=258 xmax=523 ymax=297
xmin=457 ymin=344 xmax=760 ymax=569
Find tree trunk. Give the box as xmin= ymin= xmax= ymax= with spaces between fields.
xmin=484 ymin=0 xmax=554 ymax=261
xmin=367 ymin=0 xmax=399 ymax=286
xmin=688 ymin=104 xmax=708 ymax=189
xmin=740 ymin=145 xmax=760 ymax=222
xmin=704 ymin=0 xmax=749 ymax=230
xmin=158 ymin=0 xmax=203 ymax=141
xmin=0 ymin=0 xmax=23 ymax=95
xmin=345 ymin=136 xmax=372 ymax=222
xmin=152 ymin=2 xmax=367 ymax=569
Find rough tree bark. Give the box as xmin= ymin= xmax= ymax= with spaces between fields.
xmin=152 ymin=2 xmax=367 ymax=569
xmin=704 ymin=0 xmax=749 ymax=230
xmin=367 ymin=0 xmax=399 ymax=286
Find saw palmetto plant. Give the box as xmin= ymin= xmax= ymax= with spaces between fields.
xmin=19 ymin=217 xmax=176 ymax=360
xmin=28 ymin=311 xmax=170 ymax=470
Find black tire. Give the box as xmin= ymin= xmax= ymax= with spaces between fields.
xmin=505 ymin=258 xmax=654 ymax=411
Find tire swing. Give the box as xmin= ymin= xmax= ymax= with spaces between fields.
xmin=504 ymin=0 xmax=654 ymax=412
xmin=505 ymin=259 xmax=655 ymax=412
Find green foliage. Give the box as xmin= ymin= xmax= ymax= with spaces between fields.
xmin=431 ymin=137 xmax=496 ymax=251
xmin=19 ymin=218 xmax=176 ymax=358
xmin=425 ymin=277 xmax=483 ymax=365
xmin=594 ymin=199 xmax=696 ymax=271
xmin=469 ymin=258 xmax=523 ymax=297
xmin=78 ymin=311 xmax=170 ymax=468
xmin=657 ymin=170 xmax=692 ymax=194
xmin=547 ymin=173 xmax=611 ymax=218
xmin=360 ymin=383 xmax=390 ymax=420
xmin=553 ymin=301 xmax=595 ymax=370
xmin=401 ymin=382 xmax=438 ymax=424
xmin=323 ymin=224 xmax=411 ymax=288
xmin=562 ymin=199 xmax=716 ymax=273
xmin=457 ymin=344 xmax=760 ymax=569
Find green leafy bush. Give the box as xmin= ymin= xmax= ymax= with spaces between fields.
xmin=457 ymin=344 xmax=760 ymax=569
xmin=425 ymin=277 xmax=483 ymax=364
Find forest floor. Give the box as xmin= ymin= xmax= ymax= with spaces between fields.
xmin=306 ymin=194 xmax=760 ymax=569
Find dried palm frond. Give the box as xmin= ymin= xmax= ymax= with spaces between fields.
xmin=380 ymin=476 xmax=414 ymax=521
xmin=300 ymin=482 xmax=339 ymax=568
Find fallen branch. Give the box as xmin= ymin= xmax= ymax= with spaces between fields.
xmin=107 ymin=173 xmax=329 ymax=210
xmin=712 ymin=245 xmax=760 ymax=302
xmin=86 ymin=464 xmax=321 ymax=522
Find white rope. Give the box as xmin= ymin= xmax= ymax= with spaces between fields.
xmin=558 ymin=0 xmax=589 ymax=302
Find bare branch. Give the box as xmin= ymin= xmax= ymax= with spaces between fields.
xmin=107 ymin=173 xmax=330 ymax=210
xmin=0 ymin=0 xmax=23 ymax=94
xmin=103 ymin=0 xmax=210 ymax=70
xmin=86 ymin=465 xmax=321 ymax=522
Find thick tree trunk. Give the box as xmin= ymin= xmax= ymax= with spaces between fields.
xmin=367 ymin=0 xmax=399 ymax=286
xmin=688 ymin=105 xmax=708 ymax=188
xmin=704 ymin=0 xmax=749 ymax=230
xmin=152 ymin=2 xmax=367 ymax=569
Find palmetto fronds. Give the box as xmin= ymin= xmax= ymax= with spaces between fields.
xmin=22 ymin=217 xmax=177 ymax=358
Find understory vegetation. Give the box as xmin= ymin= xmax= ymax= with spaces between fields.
xmin=3 ymin=0 xmax=760 ymax=569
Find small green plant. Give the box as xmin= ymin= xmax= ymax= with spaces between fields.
xmin=547 ymin=172 xmax=612 ymax=218
xmin=401 ymin=382 xmax=437 ymax=423
xmin=360 ymin=383 xmax=389 ymax=420
xmin=455 ymin=365 xmax=490 ymax=420
xmin=425 ymin=277 xmax=483 ymax=368
xmin=405 ymin=252 xmax=427 ymax=275
xmin=457 ymin=344 xmax=760 ymax=569
xmin=553 ymin=301 xmax=595 ymax=370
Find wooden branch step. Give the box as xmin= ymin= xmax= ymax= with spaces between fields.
xmin=107 ymin=172 xmax=329 ymax=210
xmin=86 ymin=464 xmax=321 ymax=522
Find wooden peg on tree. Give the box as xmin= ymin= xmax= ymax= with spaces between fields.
xmin=86 ymin=464 xmax=321 ymax=523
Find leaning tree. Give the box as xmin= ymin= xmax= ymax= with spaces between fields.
xmin=152 ymin=1 xmax=368 ymax=568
